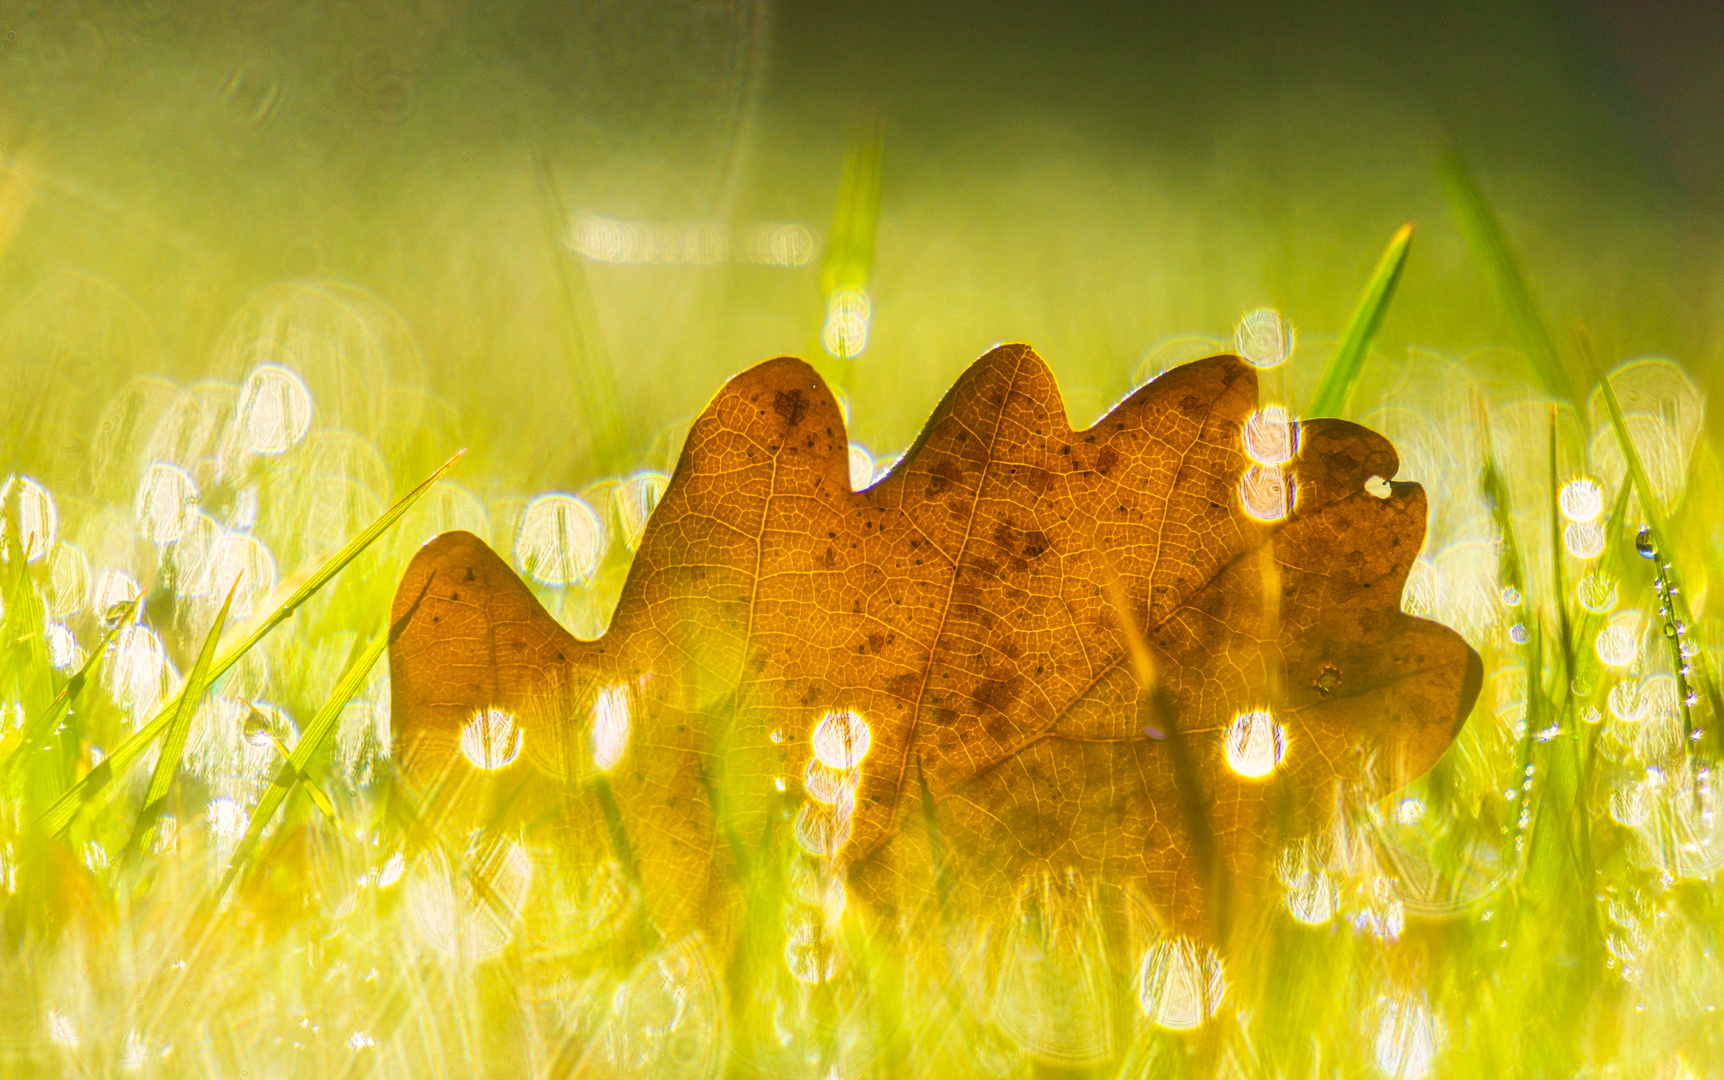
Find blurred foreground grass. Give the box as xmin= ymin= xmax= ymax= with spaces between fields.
xmin=3 ymin=6 xmax=1724 ymax=1076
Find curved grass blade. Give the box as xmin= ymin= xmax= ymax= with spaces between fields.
xmin=1307 ymin=222 xmax=1413 ymax=418
xmin=121 ymin=579 xmax=238 ymax=863
xmin=214 ymin=628 xmax=387 ymax=903
xmin=0 ymin=598 xmax=140 ymax=778
xmin=38 ymin=449 xmax=464 ymax=837
xmin=1435 ymin=147 xmax=1579 ymax=407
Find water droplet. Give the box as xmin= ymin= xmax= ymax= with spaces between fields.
xmin=1222 ymin=709 xmax=1284 ymax=778
xmin=1509 ymin=623 xmax=1530 ymax=645
xmin=514 ymin=493 xmax=604 ymax=586
xmin=810 ymin=709 xmax=871 ymax=770
xmin=1500 ymin=585 xmax=1522 ymax=606
xmin=92 ymin=569 xmax=143 ymax=626
xmin=1636 ymin=526 xmax=1656 ymax=559
xmin=460 ymin=708 xmax=522 ymax=771
xmin=1663 ymin=622 xmax=1678 ymax=639
xmin=770 ymin=728 xmax=784 ymax=744
xmin=243 ymin=707 xmax=276 ymax=749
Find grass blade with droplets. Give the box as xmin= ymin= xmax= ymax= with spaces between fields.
xmin=1307 ymin=222 xmax=1413 ymax=418
xmin=214 ymin=629 xmax=387 ymax=902
xmin=38 ymin=449 xmax=464 ymax=837
xmin=123 ymin=579 xmax=238 ymax=861
xmin=1435 ymin=147 xmax=1579 ymax=407
xmin=1 ymin=598 xmax=139 ymax=778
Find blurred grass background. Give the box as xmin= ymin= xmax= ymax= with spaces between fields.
xmin=4 ymin=1 xmax=1724 ymax=1077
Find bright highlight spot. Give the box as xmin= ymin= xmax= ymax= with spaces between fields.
xmin=1596 ymin=612 xmax=1640 ymax=668
xmin=1564 ymin=520 xmax=1605 ymax=560
xmin=822 ymin=287 xmax=871 ymax=360
xmin=591 ymin=684 xmax=630 ymax=771
xmin=1239 ymin=464 xmax=1287 ymax=522
xmin=1223 ymin=709 xmax=1285 ymax=778
xmin=1136 ymin=937 xmax=1226 ymax=1030
xmin=1375 ymin=998 xmax=1438 ymax=1080
xmin=613 ymin=471 xmax=668 ymax=551
xmin=236 ymin=364 xmax=313 ymax=455
xmin=1576 ymin=573 xmax=1616 ymax=614
xmin=566 ymin=211 xmax=816 ymax=266
xmin=46 ymin=543 xmax=90 ymax=617
xmin=1559 ymin=477 xmax=1603 ymax=522
xmin=461 ymin=708 xmax=523 ymax=770
xmin=810 ymin=709 xmax=871 ymax=770
xmin=92 ymin=569 xmax=143 ymax=624
xmin=2 ymin=475 xmax=58 ymax=562
xmin=515 ymin=493 xmax=604 ymax=586
xmin=1243 ymin=405 xmax=1293 ymax=466
xmin=1235 ymin=307 xmax=1291 ymax=369
xmin=135 ymin=462 xmax=198 ymax=545
xmin=848 ymin=443 xmax=875 ymax=490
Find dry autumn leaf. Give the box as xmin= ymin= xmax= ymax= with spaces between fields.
xmin=388 ymin=344 xmax=1481 ymax=949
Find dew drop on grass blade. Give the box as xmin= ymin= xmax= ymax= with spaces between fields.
xmin=38 ymin=450 xmax=465 ymax=837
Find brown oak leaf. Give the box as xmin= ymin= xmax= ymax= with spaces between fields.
xmin=388 ymin=345 xmax=1481 ymax=945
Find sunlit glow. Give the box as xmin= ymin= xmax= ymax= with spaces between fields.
xmin=1135 ymin=937 xmax=1226 ymax=1030
xmin=235 ymin=363 xmax=313 ymax=455
xmin=1223 ymin=709 xmax=1285 ymax=778
xmin=1596 ymin=612 xmax=1641 ymax=668
xmin=135 ymin=462 xmax=198 ymax=545
xmin=1235 ymin=307 xmax=1291 ymax=369
xmin=613 ymin=471 xmax=668 ymax=551
xmin=1401 ymin=558 xmax=1440 ymax=619
xmin=172 ymin=511 xmax=225 ymax=596
xmin=1243 ymin=405 xmax=1293 ymax=466
xmin=2 ymin=475 xmax=58 ymax=562
xmin=1563 ymin=520 xmax=1605 ymax=559
xmin=461 ymin=707 xmax=523 ymax=771
xmin=1589 ymin=416 xmax=1687 ymax=511
xmin=847 ymin=443 xmax=875 ymax=490
xmin=591 ymin=683 xmax=630 ymax=771
xmin=810 ymin=709 xmax=872 ymax=770
xmin=1364 ymin=474 xmax=1393 ymax=499
xmin=1608 ymin=679 xmax=1648 ymax=723
xmin=1239 ymin=464 xmax=1287 ymax=522
xmin=566 ymin=211 xmax=815 ymax=266
xmin=1375 ymin=998 xmax=1438 ymax=1080
xmin=46 ymin=1010 xmax=78 ymax=1049
xmin=207 ymin=797 xmax=249 ymax=840
xmin=514 ymin=493 xmax=604 ymax=586
xmin=784 ymin=914 xmax=839 ymax=985
xmin=1559 ymin=477 xmax=1603 ymax=522
xmin=822 ymin=287 xmax=871 ymax=360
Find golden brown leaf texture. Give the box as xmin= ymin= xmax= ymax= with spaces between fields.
xmin=389 ymin=345 xmax=1482 ymax=948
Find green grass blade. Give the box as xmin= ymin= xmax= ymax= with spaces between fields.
xmin=1435 ymin=147 xmax=1580 ymax=407
xmin=38 ymin=450 xmax=463 ymax=837
xmin=214 ymin=628 xmax=387 ymax=902
xmin=1 ymin=597 xmax=139 ymax=777
xmin=819 ymin=115 xmax=884 ymax=298
xmin=1307 ymin=222 xmax=1413 ymax=418
xmin=124 ymin=578 xmax=238 ymax=856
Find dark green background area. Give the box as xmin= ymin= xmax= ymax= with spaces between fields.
xmin=0 ymin=0 xmax=1717 ymax=487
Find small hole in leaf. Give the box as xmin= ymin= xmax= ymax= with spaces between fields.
xmin=1364 ymin=475 xmax=1392 ymax=499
